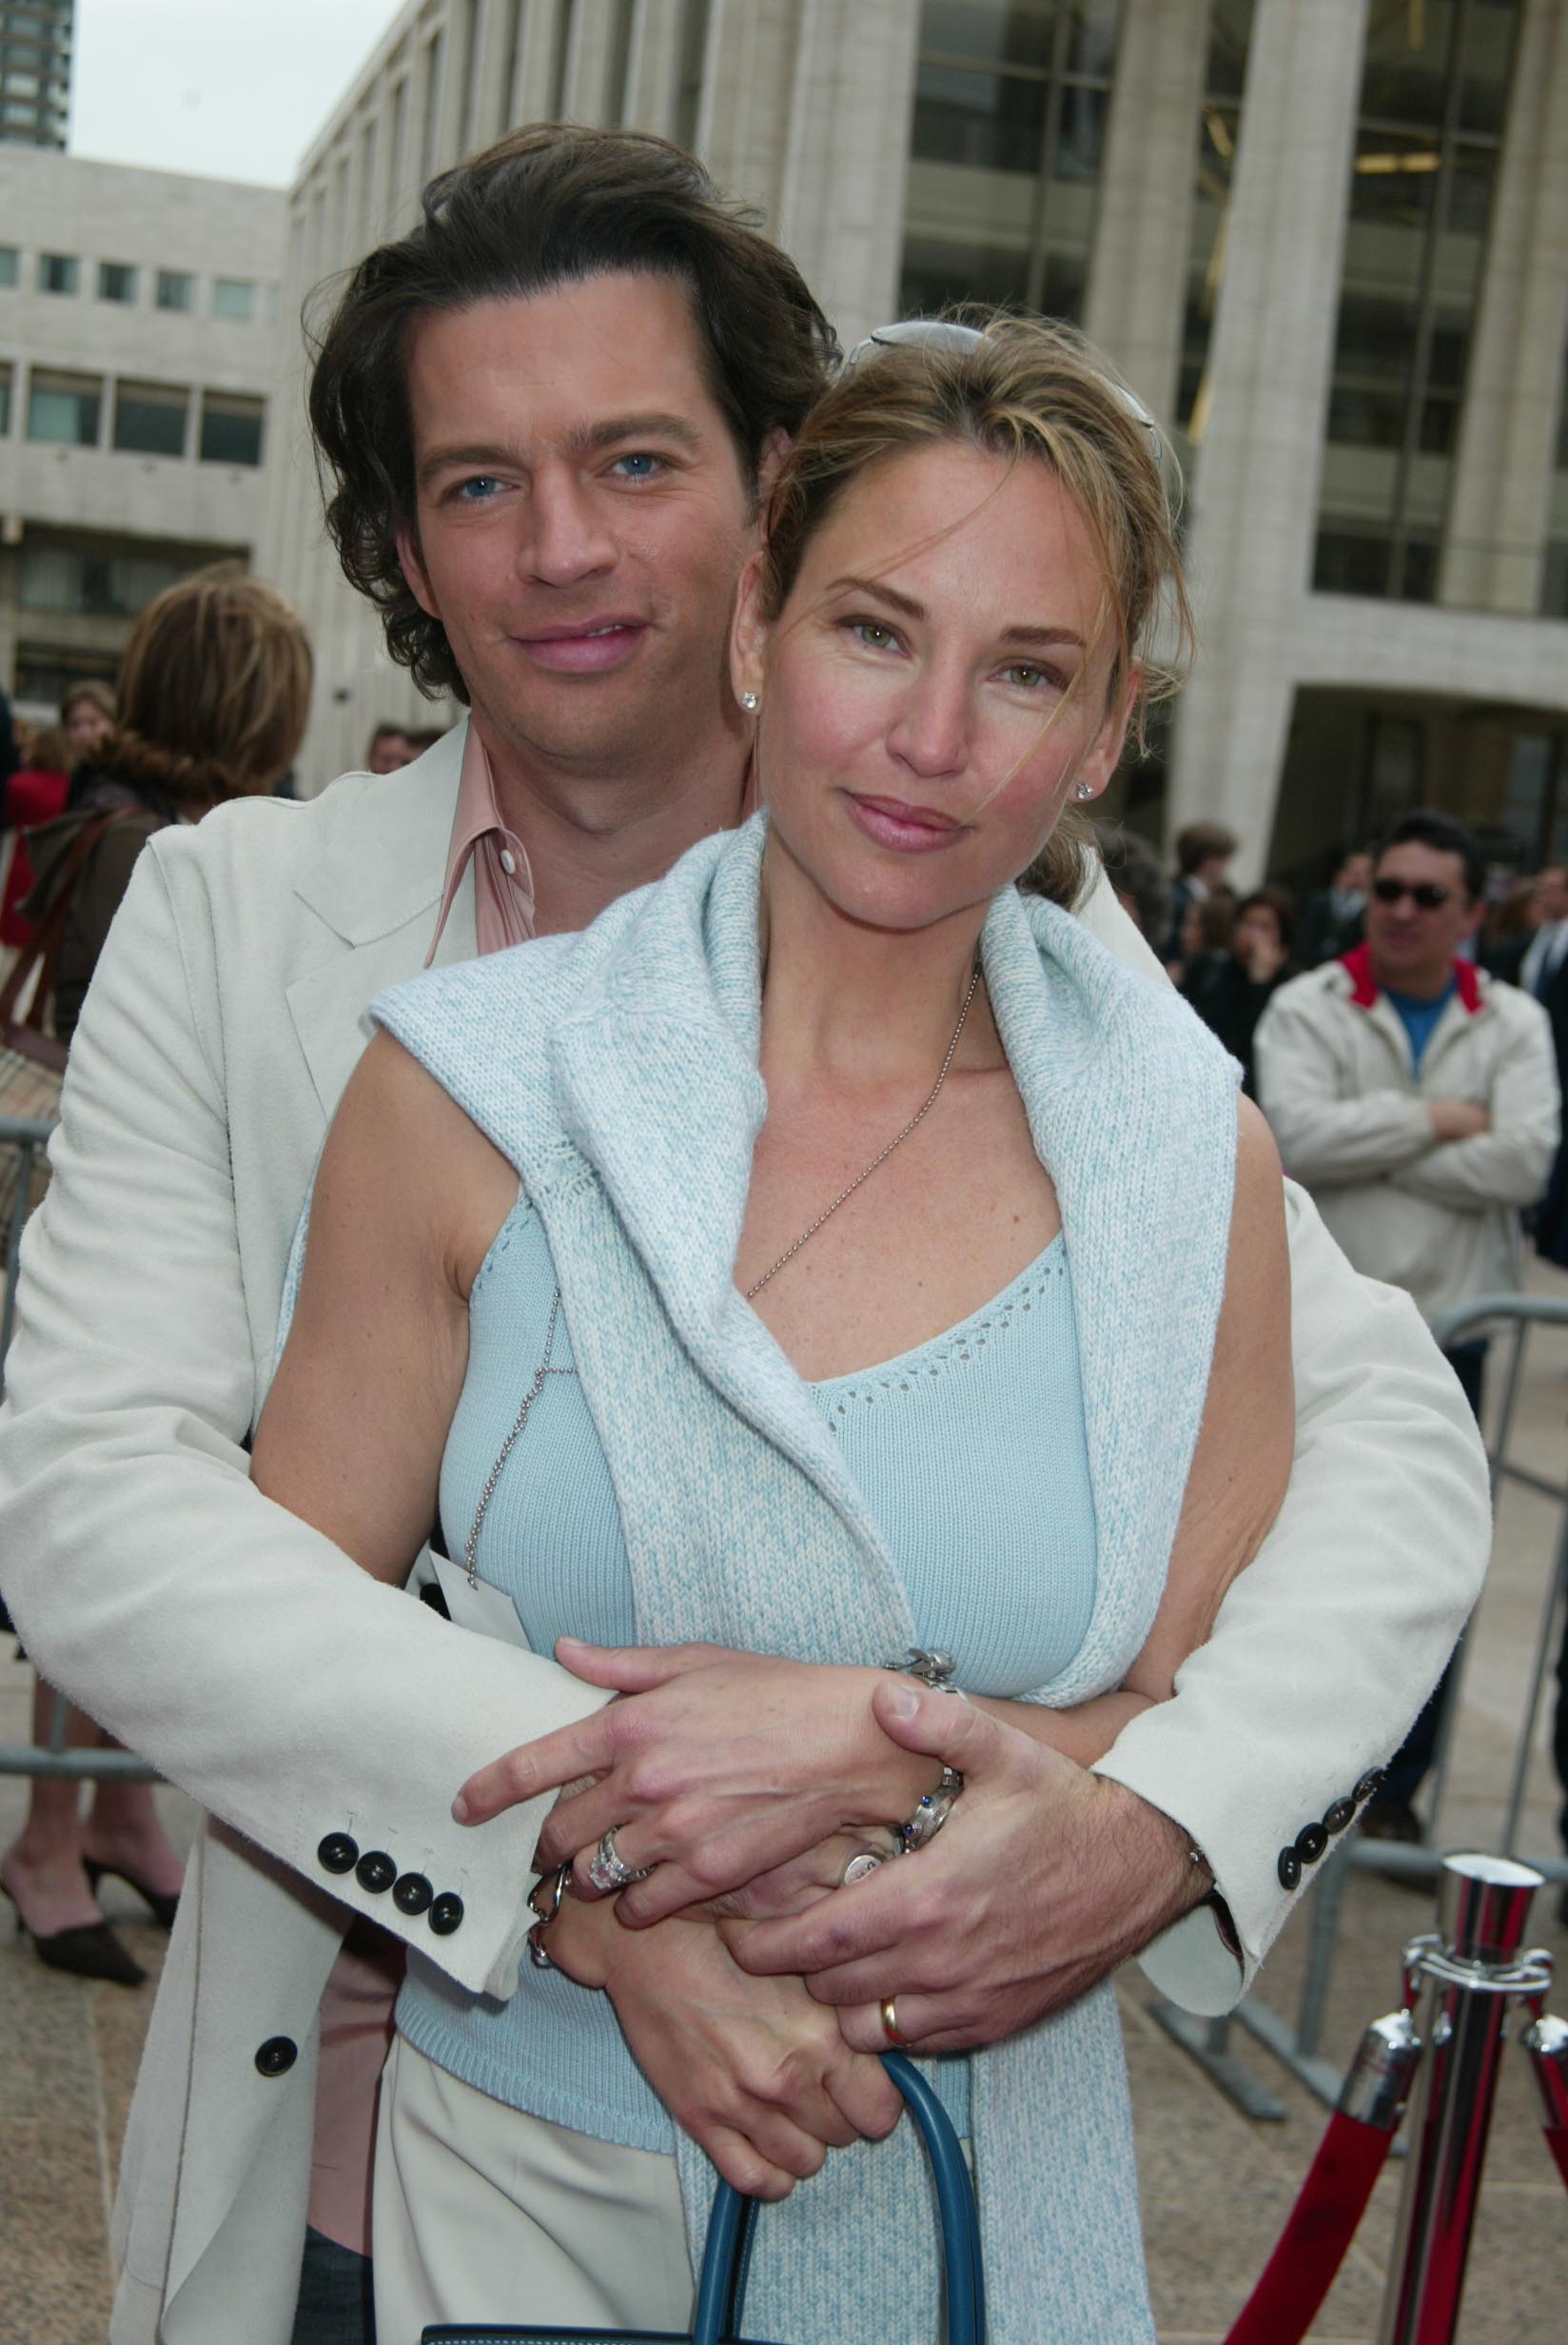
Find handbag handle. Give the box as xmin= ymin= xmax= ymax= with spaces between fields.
xmin=689 ymin=2053 xmax=986 ymax=2344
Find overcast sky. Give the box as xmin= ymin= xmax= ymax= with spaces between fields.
xmin=69 ymin=0 xmax=408 ymax=187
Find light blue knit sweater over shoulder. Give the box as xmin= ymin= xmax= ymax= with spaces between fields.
xmin=370 ymin=815 xmax=1241 ymax=2345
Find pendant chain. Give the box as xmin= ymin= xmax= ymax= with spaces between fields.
xmin=745 ymin=964 xmax=983 ymax=1301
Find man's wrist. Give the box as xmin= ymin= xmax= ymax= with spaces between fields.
xmin=1096 ymin=1779 xmax=1216 ymax=1938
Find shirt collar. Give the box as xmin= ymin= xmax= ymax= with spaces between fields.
xmin=426 ymin=723 xmax=537 ymax=965
xmin=1340 ymin=941 xmax=1482 ymax=1015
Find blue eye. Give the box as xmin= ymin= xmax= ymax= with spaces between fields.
xmin=454 ymin=476 xmax=500 ymax=502
xmin=613 ymin=452 xmax=662 ymax=481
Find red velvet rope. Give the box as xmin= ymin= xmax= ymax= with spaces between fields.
xmin=1225 ymin=2110 xmax=1395 ymax=2345
xmin=1544 ymin=2126 xmax=1568 ymax=2194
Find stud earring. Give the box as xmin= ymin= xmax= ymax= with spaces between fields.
xmin=740 ymin=690 xmax=759 ymax=714
xmin=1074 ymin=781 xmax=1095 ymax=801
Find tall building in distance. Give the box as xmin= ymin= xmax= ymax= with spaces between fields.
xmin=0 ymin=148 xmax=284 ymax=712
xmin=0 ymin=0 xmax=72 ymax=150
xmin=260 ymin=0 xmax=1568 ymax=874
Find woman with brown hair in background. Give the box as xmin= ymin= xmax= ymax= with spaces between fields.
xmin=1 ymin=564 xmax=311 ymax=1981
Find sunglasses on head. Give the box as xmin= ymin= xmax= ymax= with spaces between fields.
xmin=1372 ymin=877 xmax=1451 ymax=910
xmin=843 ymin=319 xmax=1166 ymax=470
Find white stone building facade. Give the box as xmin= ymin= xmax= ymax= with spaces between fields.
xmin=264 ymin=0 xmax=1568 ymax=892
xmin=0 ymin=146 xmax=284 ymax=719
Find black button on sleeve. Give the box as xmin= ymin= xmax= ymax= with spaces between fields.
xmin=1277 ymin=1846 xmax=1303 ymax=1892
xmin=317 ymin=1832 xmax=358 ymax=1876
xmin=254 ymin=2036 xmax=298 ymax=2078
xmin=355 ymin=1849 xmax=397 ymax=1895
xmin=1353 ymin=1767 xmax=1386 ymax=1807
xmin=393 ymin=1871 xmax=434 ymax=1917
xmin=429 ymin=1891 xmax=465 ymax=1937
xmin=1295 ymin=1823 xmax=1329 ymax=1865
xmin=1323 ymin=1798 xmax=1356 ymax=1836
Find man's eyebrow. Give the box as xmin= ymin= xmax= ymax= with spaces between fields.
xmin=826 ymin=574 xmax=1086 ymax=649
xmin=417 ymin=443 xmax=519 ymax=487
xmin=568 ymin=411 xmax=705 ymax=457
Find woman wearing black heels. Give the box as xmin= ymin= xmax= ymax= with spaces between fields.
xmin=0 ymin=566 xmax=311 ymax=1984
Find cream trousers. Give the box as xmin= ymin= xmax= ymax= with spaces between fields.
xmin=372 ymin=2036 xmax=696 ymax=2344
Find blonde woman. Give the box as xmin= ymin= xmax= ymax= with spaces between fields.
xmin=2 ymin=566 xmax=310 ymax=1982
xmin=254 ymin=319 xmax=1289 ymax=2342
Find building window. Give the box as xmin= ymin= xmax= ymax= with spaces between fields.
xmin=1176 ymin=2 xmax=1257 ymax=443
xmin=1542 ymin=317 xmax=1568 ymax=617
xmin=212 ymin=276 xmax=254 ymax=323
xmin=112 ymin=379 xmax=188 ymax=459
xmin=97 ymin=260 xmax=137 ymax=304
xmin=899 ymin=0 xmax=1124 ymax=323
xmin=1316 ymin=0 xmax=1522 ymax=603
xmin=156 ymin=268 xmax=195 ymax=312
xmin=198 ymin=390 xmax=265 ymax=466
xmin=13 ymin=648 xmax=120 ymax=708
xmin=0 ymin=245 xmax=17 ymax=287
xmin=0 ymin=362 xmax=10 ymax=436
xmin=37 ymin=251 xmax=77 ymax=295
xmin=27 ymin=368 xmax=101 ymax=446
xmin=20 ymin=540 xmax=188 ymax=619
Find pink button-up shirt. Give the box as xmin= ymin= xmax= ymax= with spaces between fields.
xmin=426 ymin=722 xmax=538 ymax=962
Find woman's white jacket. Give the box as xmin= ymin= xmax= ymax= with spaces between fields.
xmin=0 ymin=732 xmax=1489 ymax=2343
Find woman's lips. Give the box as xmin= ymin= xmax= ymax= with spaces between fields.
xmin=514 ymin=621 xmax=648 ymax=674
xmin=846 ymin=794 xmax=967 ymax=853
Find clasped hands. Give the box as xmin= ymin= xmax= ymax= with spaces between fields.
xmin=455 ymin=1641 xmax=1203 ymax=2193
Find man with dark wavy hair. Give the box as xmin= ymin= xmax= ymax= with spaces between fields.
xmin=0 ymin=123 xmax=1486 ymax=2345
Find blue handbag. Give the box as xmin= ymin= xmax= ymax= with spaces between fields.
xmin=421 ymin=2052 xmax=986 ymax=2345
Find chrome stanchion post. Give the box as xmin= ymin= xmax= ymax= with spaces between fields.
xmin=1523 ymin=2011 xmax=1568 ymax=2130
xmin=1377 ymin=1854 xmax=1554 ymax=2345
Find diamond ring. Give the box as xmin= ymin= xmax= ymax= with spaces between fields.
xmin=586 ymin=1826 xmax=654 ymax=1893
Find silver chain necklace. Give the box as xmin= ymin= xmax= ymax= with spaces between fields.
xmin=463 ymin=1286 xmax=571 ymax=1587
xmin=745 ymin=963 xmax=983 ymax=1300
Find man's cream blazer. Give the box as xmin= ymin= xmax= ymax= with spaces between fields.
xmin=0 ymin=728 xmax=1489 ymax=2345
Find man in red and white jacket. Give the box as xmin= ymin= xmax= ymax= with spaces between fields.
xmin=1256 ymin=808 xmax=1558 ymax=1834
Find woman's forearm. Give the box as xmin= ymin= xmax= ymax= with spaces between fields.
xmin=973 ymin=1687 xmax=1154 ymax=1767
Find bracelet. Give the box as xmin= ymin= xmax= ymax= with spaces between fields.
xmin=885 ymin=1645 xmax=967 ymax=1695
xmin=883 ymin=1649 xmax=965 ymax=1853
xmin=525 ymin=1861 xmax=573 ymax=1971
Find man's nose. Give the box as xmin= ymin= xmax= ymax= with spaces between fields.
xmin=525 ymin=471 xmax=616 ymax=586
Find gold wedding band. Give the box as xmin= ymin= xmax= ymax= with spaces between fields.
xmin=880 ymin=1995 xmax=910 ymax=2047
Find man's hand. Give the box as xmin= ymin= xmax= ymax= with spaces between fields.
xmin=544 ymin=1891 xmax=902 ymax=2197
xmin=455 ymin=1640 xmax=932 ymax=1924
xmin=732 ymin=1683 xmax=1210 ymax=2055
xmin=1428 ymin=1099 xmax=1491 ymax=1142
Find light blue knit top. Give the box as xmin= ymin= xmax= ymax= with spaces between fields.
xmin=397 ymin=1194 xmax=1098 ymax=2148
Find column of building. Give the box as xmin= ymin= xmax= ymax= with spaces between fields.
xmin=1440 ymin=0 xmax=1568 ymax=617
xmin=1083 ymin=0 xmax=1211 ymax=424
xmin=1169 ymin=0 xmax=1370 ymax=879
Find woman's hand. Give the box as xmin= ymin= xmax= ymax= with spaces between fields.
xmin=457 ymin=1641 xmax=936 ymax=1925
xmin=544 ymin=1890 xmax=902 ymax=2197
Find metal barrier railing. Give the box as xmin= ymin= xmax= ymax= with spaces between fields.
xmin=0 ymin=1112 xmax=159 ymax=1787
xmin=1154 ymin=1291 xmax=1568 ymax=2120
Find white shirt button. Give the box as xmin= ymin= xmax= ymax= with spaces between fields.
xmin=500 ymin=849 xmax=517 ymax=877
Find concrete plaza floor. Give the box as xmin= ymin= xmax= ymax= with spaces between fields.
xmin=4 ymin=1269 xmax=1568 ymax=2343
